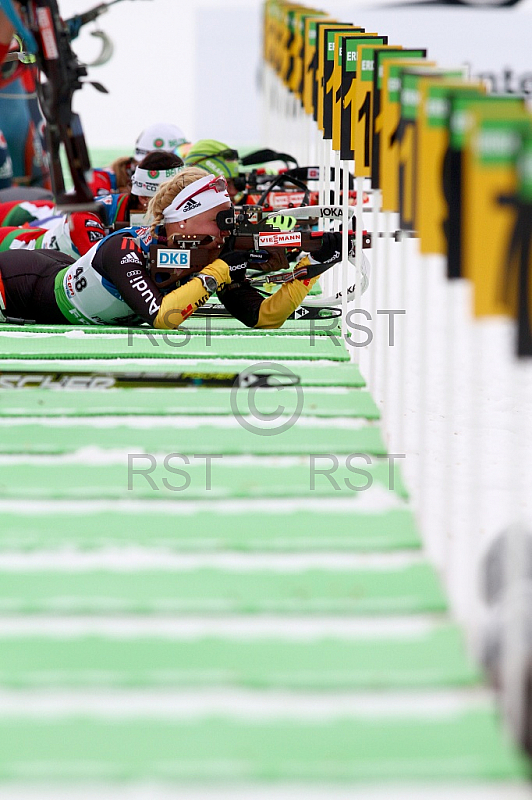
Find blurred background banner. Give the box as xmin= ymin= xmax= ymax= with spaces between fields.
xmin=58 ymin=0 xmax=532 ymax=150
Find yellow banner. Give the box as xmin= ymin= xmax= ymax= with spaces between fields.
xmin=462 ymin=113 xmax=532 ymax=316
xmin=316 ymin=23 xmax=357 ymax=132
xmin=445 ymin=95 xmax=527 ymax=279
xmin=379 ymin=58 xmax=432 ymax=212
xmin=371 ymin=48 xmax=425 ymax=189
xmin=331 ymin=32 xmax=379 ymax=152
xmin=339 ymin=34 xmax=387 ymax=161
xmin=323 ymin=26 xmax=364 ymax=141
xmin=353 ymin=44 xmax=401 ymax=178
xmin=303 ymin=15 xmax=331 ymax=117
xmin=416 ymin=81 xmax=485 ymax=255
xmin=288 ymin=8 xmax=324 ymax=97
xmin=398 ymin=68 xmax=467 ymax=231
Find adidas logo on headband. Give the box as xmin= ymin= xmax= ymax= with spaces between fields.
xmin=181 ymin=198 xmax=201 ymax=214
xmin=162 ymin=173 xmax=231 ymax=224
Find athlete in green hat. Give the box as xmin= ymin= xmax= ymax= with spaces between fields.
xmin=184 ymin=139 xmax=240 ymax=199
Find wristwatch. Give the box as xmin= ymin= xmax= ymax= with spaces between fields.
xmin=196 ymin=273 xmax=218 ymax=295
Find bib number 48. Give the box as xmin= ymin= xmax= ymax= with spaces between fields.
xmin=74 ymin=266 xmax=87 ymax=293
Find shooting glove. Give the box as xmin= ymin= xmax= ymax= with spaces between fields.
xmin=292 ymin=232 xmax=354 ymax=281
xmin=222 ymin=249 xmax=271 ymax=284
xmin=260 ymin=247 xmax=290 ymax=274
xmin=307 ymin=231 xmax=342 ymax=266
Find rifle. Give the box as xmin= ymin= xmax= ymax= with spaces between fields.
xmin=236 ymin=165 xmax=360 ymax=211
xmin=235 ymin=151 xmax=355 ymax=192
xmin=4 ymin=0 xmax=147 ymax=211
xmin=6 ymin=0 xmax=99 ymax=209
xmin=239 ymin=148 xmax=299 ymax=170
xmin=148 ymin=207 xmax=372 ymax=289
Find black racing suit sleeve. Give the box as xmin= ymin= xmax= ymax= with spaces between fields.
xmin=91 ymin=234 xmax=164 ymax=325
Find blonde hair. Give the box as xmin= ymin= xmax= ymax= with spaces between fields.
xmin=110 ymin=156 xmax=134 ymax=194
xmin=147 ymin=167 xmax=208 ymax=234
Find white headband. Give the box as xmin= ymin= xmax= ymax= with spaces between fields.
xmin=131 ymin=167 xmax=180 ymax=197
xmin=162 ymin=173 xmax=230 ymax=224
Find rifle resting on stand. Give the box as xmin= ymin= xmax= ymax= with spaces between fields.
xmin=148 ymin=206 xmax=373 ymax=289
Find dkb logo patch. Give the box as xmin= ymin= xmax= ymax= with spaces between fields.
xmin=157 ymin=250 xmax=191 ymax=267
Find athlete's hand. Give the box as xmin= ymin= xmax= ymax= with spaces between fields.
xmin=308 ymin=231 xmax=342 ymax=266
xmin=222 ymin=249 xmax=271 ymax=284
xmin=292 ymin=232 xmax=355 ymax=281
xmin=259 ymin=247 xmax=290 ymax=273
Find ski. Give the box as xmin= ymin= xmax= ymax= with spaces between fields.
xmin=0 ymin=369 xmax=300 ymax=390
xmin=191 ymin=303 xmax=341 ymax=320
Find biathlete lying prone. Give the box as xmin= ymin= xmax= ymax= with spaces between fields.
xmin=0 ymin=166 xmax=346 ymax=328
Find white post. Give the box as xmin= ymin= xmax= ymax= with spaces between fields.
xmin=332 ymin=150 xmax=342 ymax=299
xmin=501 ymin=361 xmax=531 ymax=747
xmin=321 ymin=140 xmax=333 ymax=297
xmin=443 ymin=277 xmax=458 ymax=578
xmin=416 ymin=247 xmax=429 ymax=534
xmin=351 ymin=175 xmax=366 ymax=365
xmin=394 ymin=228 xmax=408 ymax=455
xmin=367 ymin=188 xmax=381 ymax=393
xmin=317 ymin=135 xmax=326 ymax=233
xmin=342 ymin=160 xmax=350 ymax=350
xmin=378 ymin=211 xmax=393 ymax=425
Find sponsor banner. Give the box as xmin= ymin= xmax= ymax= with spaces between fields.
xmin=269 ymin=191 xmax=307 ymax=208
xmin=258 ymin=231 xmax=302 ymax=247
